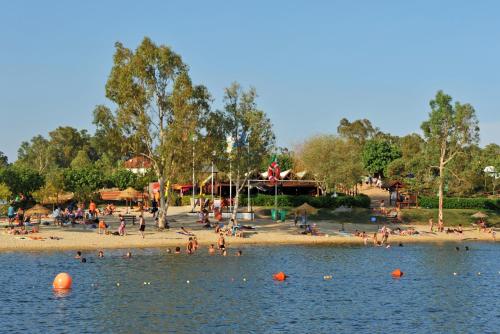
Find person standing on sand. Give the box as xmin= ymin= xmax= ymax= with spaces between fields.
xmin=429 ymin=218 xmax=434 ymax=232
xmin=382 ymin=231 xmax=389 ymax=245
xmin=438 ymin=219 xmax=444 ymax=232
xmin=138 ymin=215 xmax=146 ymax=238
xmin=373 ymin=232 xmax=378 ymax=246
xmin=118 ymin=215 xmax=126 ymax=236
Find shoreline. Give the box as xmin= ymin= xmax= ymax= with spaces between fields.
xmin=1 ymin=224 xmax=497 ymax=253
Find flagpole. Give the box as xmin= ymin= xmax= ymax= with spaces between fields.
xmin=247 ymin=144 xmax=251 ymax=213
xmin=274 ymin=181 xmax=277 ymax=218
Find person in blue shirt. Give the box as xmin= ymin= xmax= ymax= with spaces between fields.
xmin=7 ymin=204 xmax=15 ymax=224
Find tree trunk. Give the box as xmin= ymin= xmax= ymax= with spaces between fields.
xmin=438 ymin=160 xmax=444 ymax=225
xmin=231 ymin=181 xmax=240 ymax=223
xmin=158 ymin=176 xmax=167 ymax=229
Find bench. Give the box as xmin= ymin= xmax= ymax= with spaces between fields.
xmin=123 ymin=215 xmax=136 ymax=225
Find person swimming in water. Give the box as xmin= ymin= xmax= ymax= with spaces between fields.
xmin=236 ymin=250 xmax=242 ymax=256
xmin=208 ymin=244 xmax=216 ymax=255
xmin=217 ymin=233 xmax=226 ymax=251
xmin=174 ymin=247 xmax=181 ymax=254
xmin=75 ymin=251 xmax=82 ymax=259
xmin=98 ymin=250 xmax=104 ymax=258
xmin=125 ymin=252 xmax=132 ymax=258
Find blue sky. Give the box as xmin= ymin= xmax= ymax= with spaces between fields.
xmin=1 ymin=0 xmax=499 ymax=161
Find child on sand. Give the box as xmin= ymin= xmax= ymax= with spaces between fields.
xmin=138 ymin=215 xmax=146 ymax=238
xmin=429 ymin=218 xmax=434 ymax=232
xmin=118 ymin=216 xmax=126 ymax=236
xmin=98 ymin=220 xmax=107 ymax=234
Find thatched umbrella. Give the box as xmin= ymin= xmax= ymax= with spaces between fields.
xmin=471 ymin=211 xmax=488 ymax=219
xmin=293 ymin=203 xmax=318 ymax=215
xmin=25 ymin=204 xmax=50 ymax=216
xmin=119 ymin=187 xmax=139 ymax=208
xmin=119 ymin=187 xmax=139 ymax=199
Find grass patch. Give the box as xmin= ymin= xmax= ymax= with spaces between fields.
xmin=254 ymin=206 xmax=499 ymax=227
xmin=400 ymin=208 xmax=499 ymax=226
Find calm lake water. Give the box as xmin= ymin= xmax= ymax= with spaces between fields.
xmin=1 ymin=243 xmax=499 ymax=333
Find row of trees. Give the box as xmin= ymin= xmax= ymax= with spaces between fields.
xmin=1 ymin=37 xmax=498 ymax=225
xmin=293 ymin=92 xmax=498 ymax=221
xmin=0 ymin=38 xmax=276 ymax=227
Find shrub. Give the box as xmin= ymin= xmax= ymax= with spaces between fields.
xmin=240 ymin=194 xmax=370 ymax=209
xmin=418 ymin=196 xmax=499 ymax=211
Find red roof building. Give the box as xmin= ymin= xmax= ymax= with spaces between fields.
xmin=123 ymin=156 xmax=152 ymax=175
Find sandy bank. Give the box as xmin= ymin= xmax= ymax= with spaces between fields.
xmin=0 ymin=216 xmax=497 ymax=252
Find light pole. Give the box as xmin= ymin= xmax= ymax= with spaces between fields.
xmin=192 ymin=135 xmax=196 ymax=212
xmin=211 ymin=151 xmax=215 ymax=202
xmin=226 ymin=136 xmax=234 ymax=212
xmin=247 ymin=143 xmax=251 ymax=213
xmin=229 ymin=159 xmax=232 ymax=210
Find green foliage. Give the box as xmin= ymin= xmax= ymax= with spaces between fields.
xmin=337 ymin=118 xmax=378 ymax=145
xmin=398 ymin=133 xmax=424 ymax=160
xmin=109 ymin=169 xmax=138 ymax=190
xmin=221 ymin=82 xmax=275 ymax=181
xmin=0 ymin=165 xmax=44 ymax=196
xmin=239 ymin=194 xmax=370 ymax=209
xmin=17 ymin=135 xmax=56 ymax=173
xmin=418 ymin=196 xmax=499 ymax=210
xmin=262 ymin=147 xmax=294 ymax=171
xmin=298 ymin=135 xmax=364 ymax=192
xmin=385 ymin=158 xmax=406 ymax=180
xmin=0 ymin=183 xmax=12 ymax=201
xmin=104 ymin=37 xmax=213 ymax=227
xmin=362 ymin=139 xmax=401 ymax=176
xmin=49 ymin=126 xmax=93 ymax=168
xmin=91 ymin=105 xmax=125 ymax=164
xmin=0 ymin=151 xmax=8 ymax=167
xmin=63 ymin=166 xmax=104 ymax=201
xmin=70 ymin=150 xmax=92 ymax=169
xmin=32 ymin=169 xmax=65 ymax=204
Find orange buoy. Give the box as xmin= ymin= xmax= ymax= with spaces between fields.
xmin=273 ymin=272 xmax=287 ymax=281
xmin=391 ymin=269 xmax=404 ymax=278
xmin=53 ymin=272 xmax=73 ymax=289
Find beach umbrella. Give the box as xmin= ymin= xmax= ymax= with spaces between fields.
xmin=471 ymin=211 xmax=488 ymax=219
xmin=42 ymin=192 xmax=74 ymax=205
xmin=119 ymin=187 xmax=139 ymax=199
xmin=293 ymin=203 xmax=318 ymax=215
xmin=25 ymin=204 xmax=50 ymax=216
xmin=119 ymin=187 xmax=140 ymax=208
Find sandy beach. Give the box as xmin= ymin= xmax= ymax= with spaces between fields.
xmin=1 ymin=206 xmax=497 ymax=252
